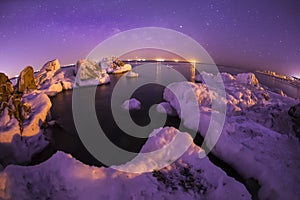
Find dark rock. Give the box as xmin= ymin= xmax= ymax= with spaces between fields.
xmin=289 ymin=103 xmax=300 ymax=118
xmin=17 ymin=66 xmax=37 ymax=93
xmin=0 ymin=72 xmax=10 ymax=84
xmin=0 ymin=72 xmax=14 ymax=109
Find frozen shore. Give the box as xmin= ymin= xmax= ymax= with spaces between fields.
xmin=163 ymin=72 xmax=300 ymax=199
xmin=0 ymin=127 xmax=250 ymax=200
xmin=1 ymin=61 xmax=299 ymax=199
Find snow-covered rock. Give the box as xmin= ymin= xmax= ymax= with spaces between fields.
xmin=61 ymin=80 xmax=73 ymax=90
xmin=156 ymin=102 xmax=177 ymax=116
xmin=75 ymin=59 xmax=110 ymax=87
xmin=221 ymin=72 xmax=236 ymax=82
xmin=126 ymin=71 xmax=139 ymax=78
xmin=195 ymin=72 xmax=235 ymax=84
xmin=36 ymin=59 xmax=60 ymax=85
xmin=236 ymin=73 xmax=259 ymax=86
xmin=36 ymin=60 xmax=75 ymax=96
xmin=163 ymin=76 xmax=300 ymax=199
xmin=0 ymin=92 xmax=51 ymax=165
xmin=0 ymin=127 xmax=250 ymax=200
xmin=0 ymin=73 xmax=14 ymax=101
xmin=114 ymin=64 xmax=132 ymax=74
xmin=122 ymin=98 xmax=141 ymax=110
xmin=100 ymin=56 xmax=131 ymax=74
xmin=41 ymin=58 xmax=60 ymax=72
xmin=17 ymin=66 xmax=37 ymax=93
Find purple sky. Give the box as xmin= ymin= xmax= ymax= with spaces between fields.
xmin=0 ymin=0 xmax=299 ymax=77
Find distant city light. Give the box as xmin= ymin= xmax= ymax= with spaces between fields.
xmin=174 ymin=59 xmax=179 ymax=62
xmin=156 ymin=58 xmax=164 ymax=62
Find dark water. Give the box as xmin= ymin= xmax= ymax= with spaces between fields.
xmin=34 ymin=62 xmax=196 ymax=166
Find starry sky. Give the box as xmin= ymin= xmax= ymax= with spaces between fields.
xmin=0 ymin=0 xmax=299 ymax=77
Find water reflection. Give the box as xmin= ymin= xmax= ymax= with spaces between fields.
xmin=190 ymin=62 xmax=196 ymax=83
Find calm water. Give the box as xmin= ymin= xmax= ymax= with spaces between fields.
xmin=38 ymin=62 xmax=194 ymax=166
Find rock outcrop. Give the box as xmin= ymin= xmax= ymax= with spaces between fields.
xmin=0 ymin=72 xmax=31 ymax=135
xmin=36 ymin=59 xmax=60 ymax=85
xmin=17 ymin=66 xmax=37 ymax=93
xmin=75 ymin=59 xmax=110 ymax=86
xmin=101 ymin=56 xmax=131 ymax=74
xmin=0 ymin=73 xmax=14 ymax=104
xmin=36 ymin=59 xmax=76 ymax=96
xmin=236 ymin=73 xmax=259 ymax=86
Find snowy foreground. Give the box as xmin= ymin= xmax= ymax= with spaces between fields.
xmin=164 ymin=72 xmax=300 ymax=199
xmin=0 ymin=127 xmax=250 ymax=200
xmin=0 ymin=92 xmax=51 ymax=166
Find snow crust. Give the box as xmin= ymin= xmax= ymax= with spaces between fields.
xmin=75 ymin=59 xmax=110 ymax=87
xmin=236 ymin=73 xmax=259 ymax=86
xmin=0 ymin=92 xmax=51 ymax=165
xmin=122 ymin=98 xmax=141 ymax=110
xmin=0 ymin=127 xmax=250 ymax=200
xmin=36 ymin=59 xmax=75 ymax=96
xmin=126 ymin=71 xmax=139 ymax=78
xmin=107 ymin=64 xmax=132 ymax=74
xmin=195 ymin=72 xmax=235 ymax=83
xmin=163 ymin=72 xmax=300 ymax=199
xmin=156 ymin=102 xmax=177 ymax=116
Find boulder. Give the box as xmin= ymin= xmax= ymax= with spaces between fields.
xmin=0 ymin=73 xmax=14 ymax=113
xmin=41 ymin=58 xmax=60 ymax=72
xmin=75 ymin=59 xmax=110 ymax=86
xmin=122 ymin=98 xmax=141 ymax=110
xmin=236 ymin=73 xmax=259 ymax=86
xmin=100 ymin=56 xmax=131 ymax=74
xmin=0 ymin=72 xmax=10 ymax=84
xmin=156 ymin=102 xmax=177 ymax=116
xmin=17 ymin=66 xmax=36 ymax=93
xmin=36 ymin=59 xmax=60 ymax=85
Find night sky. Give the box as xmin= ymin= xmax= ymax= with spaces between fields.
xmin=0 ymin=0 xmax=299 ymax=77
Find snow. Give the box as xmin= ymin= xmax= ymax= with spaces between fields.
xmin=0 ymin=92 xmax=51 ymax=165
xmin=36 ymin=59 xmax=75 ymax=96
xmin=236 ymin=73 xmax=259 ymax=86
xmin=100 ymin=56 xmax=132 ymax=74
xmin=74 ymin=59 xmax=110 ymax=87
xmin=126 ymin=71 xmax=139 ymax=78
xmin=107 ymin=64 xmax=132 ymax=74
xmin=0 ymin=127 xmax=250 ymax=199
xmin=156 ymin=102 xmax=177 ymax=116
xmin=122 ymin=98 xmax=141 ymax=110
xmin=195 ymin=72 xmax=235 ymax=83
xmin=36 ymin=59 xmax=61 ymax=85
xmin=163 ymin=72 xmax=300 ymax=199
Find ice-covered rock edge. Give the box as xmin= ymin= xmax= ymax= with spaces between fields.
xmin=163 ymin=72 xmax=300 ymax=200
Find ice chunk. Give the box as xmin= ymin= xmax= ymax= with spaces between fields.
xmin=75 ymin=59 xmax=110 ymax=87
xmin=122 ymin=98 xmax=141 ymax=110
xmin=156 ymin=102 xmax=177 ymax=116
